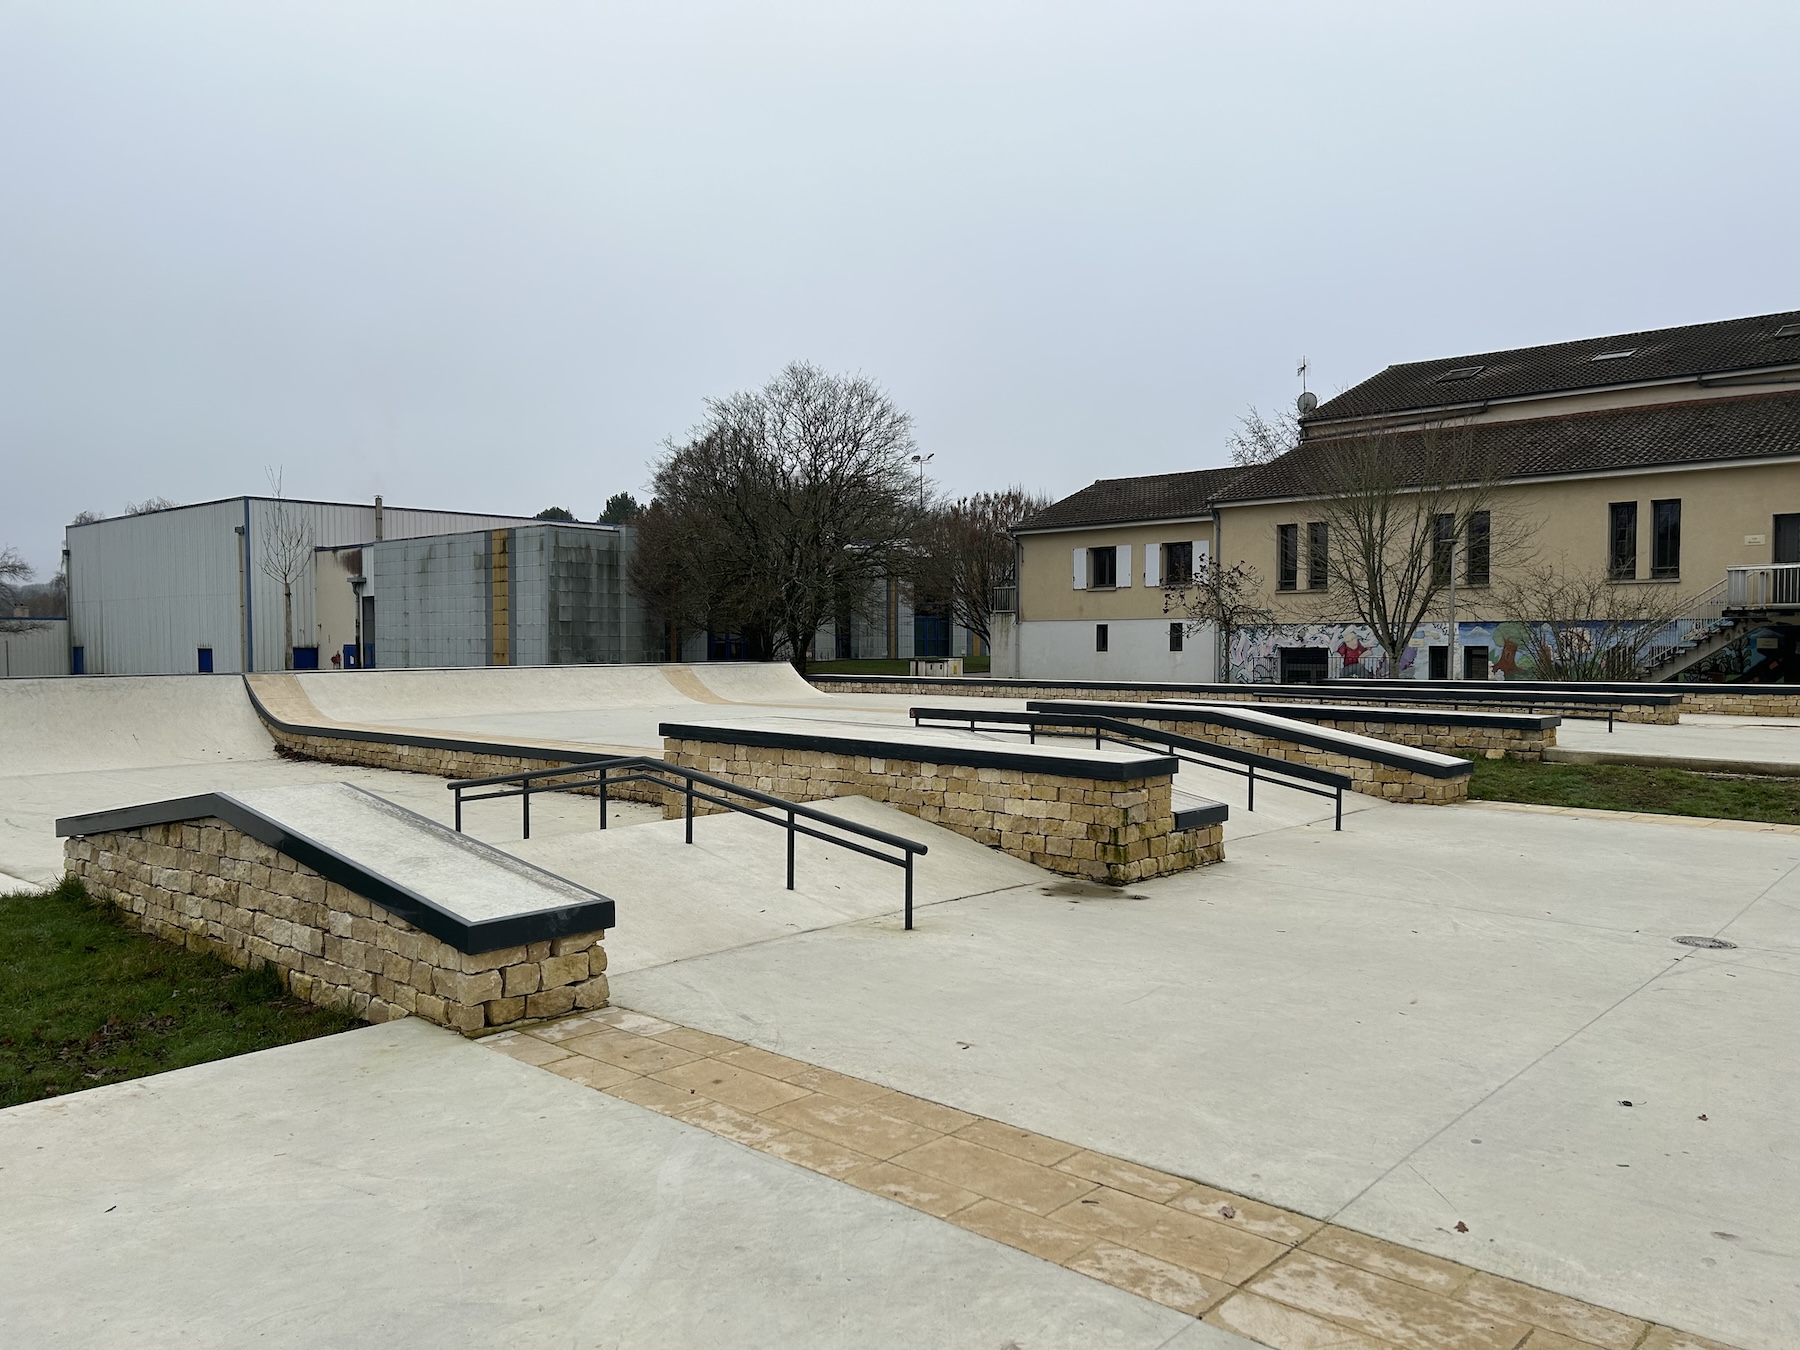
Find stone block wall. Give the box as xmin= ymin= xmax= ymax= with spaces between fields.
xmin=813 ymin=678 xmax=1678 ymax=724
xmin=63 ymin=822 xmax=609 ymax=1034
xmin=660 ymin=737 xmax=1222 ymax=885
xmin=1677 ymin=688 xmax=1800 ymax=717
xmin=261 ymin=724 xmax=663 ymax=803
xmin=1215 ymin=715 xmax=1552 ymax=761
xmin=1127 ymin=717 xmax=1470 ymax=804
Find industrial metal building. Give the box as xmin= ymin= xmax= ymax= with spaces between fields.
xmin=64 ymin=496 xmax=649 ymax=675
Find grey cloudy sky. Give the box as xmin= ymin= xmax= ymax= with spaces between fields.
xmin=3 ymin=1 xmax=1795 ymax=576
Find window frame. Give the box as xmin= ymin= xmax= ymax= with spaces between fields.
xmin=1163 ymin=541 xmax=1193 ymax=587
xmin=1089 ymin=545 xmax=1118 ymax=589
xmin=1306 ymin=521 xmax=1328 ymax=590
xmin=1465 ymin=511 xmax=1491 ymax=587
xmin=1095 ymin=623 xmax=1109 ymax=653
xmin=1651 ymin=499 xmax=1681 ymax=579
xmin=1276 ymin=524 xmax=1298 ymax=591
xmin=1608 ymin=501 xmax=1638 ymax=580
xmin=1431 ymin=513 xmax=1456 ymax=587
xmin=1168 ymin=622 xmax=1183 ymax=653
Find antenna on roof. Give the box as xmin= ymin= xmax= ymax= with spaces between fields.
xmin=1297 ymin=356 xmax=1309 ymax=392
xmin=1296 ymin=357 xmax=1316 ymax=415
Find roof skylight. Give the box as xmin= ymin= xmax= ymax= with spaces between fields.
xmin=1774 ymin=322 xmax=1800 ymax=339
xmin=1591 ymin=348 xmax=1638 ymax=360
xmin=1436 ymin=365 xmax=1485 ymax=382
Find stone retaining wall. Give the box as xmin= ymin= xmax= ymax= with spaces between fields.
xmin=1249 ymin=715 xmax=1552 ymax=761
xmin=1676 ymin=688 xmax=1800 ymax=717
xmin=1125 ymin=717 xmax=1470 ymax=804
xmin=63 ymin=822 xmax=609 ymax=1034
xmin=816 ymin=678 xmax=1679 ymax=724
xmin=660 ymin=737 xmax=1222 ymax=885
xmin=262 ymin=724 xmax=663 ymax=804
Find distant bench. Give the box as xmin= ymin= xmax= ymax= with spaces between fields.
xmin=1026 ymin=700 xmax=1474 ymax=804
xmin=659 ymin=718 xmax=1227 ymax=886
xmin=58 ymin=782 xmax=615 ymax=1036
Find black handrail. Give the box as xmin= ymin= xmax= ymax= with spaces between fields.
xmin=910 ymin=707 xmax=1349 ymax=830
xmin=447 ymin=755 xmax=929 ymax=929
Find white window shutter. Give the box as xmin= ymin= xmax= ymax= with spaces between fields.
xmin=1118 ymin=544 xmax=1132 ymax=587
xmin=1144 ymin=543 xmax=1160 ymax=587
xmin=1072 ymin=548 xmax=1086 ymax=589
xmin=1194 ymin=539 xmax=1210 ymax=574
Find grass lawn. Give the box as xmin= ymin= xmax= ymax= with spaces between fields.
xmin=1468 ymin=756 xmax=1800 ymax=826
xmin=1 ymin=877 xmax=359 ymax=1109
xmin=807 ymin=657 xmax=990 ymax=676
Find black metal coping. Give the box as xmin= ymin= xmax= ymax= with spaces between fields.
xmin=1028 ymin=701 xmax=1474 ymax=780
xmin=658 ymin=721 xmax=1181 ymax=782
xmin=55 ymin=792 xmax=616 ymax=955
xmin=1309 ymin=678 xmax=1689 ymax=703
xmin=242 ymin=676 xmax=603 ymax=767
xmin=1155 ymin=700 xmax=1560 ymax=731
xmin=807 ymin=673 xmax=1682 ymax=709
xmin=1173 ymin=801 xmax=1231 ymax=830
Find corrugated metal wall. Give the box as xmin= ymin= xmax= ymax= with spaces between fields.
xmin=1 ymin=620 xmax=71 ymax=677
xmin=66 ymin=497 xmax=571 ymax=673
xmin=369 ymin=533 xmax=493 ymax=668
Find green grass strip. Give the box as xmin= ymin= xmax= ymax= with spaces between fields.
xmin=1 ymin=877 xmax=358 ymax=1109
xmin=1468 ymin=757 xmax=1800 ymax=826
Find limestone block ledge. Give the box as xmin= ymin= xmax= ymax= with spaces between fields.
xmin=660 ymin=737 xmax=1223 ymax=885
xmin=62 ymin=823 xmax=608 ymax=1034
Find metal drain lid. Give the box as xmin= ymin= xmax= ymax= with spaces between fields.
xmin=1673 ymin=935 xmax=1737 ymax=950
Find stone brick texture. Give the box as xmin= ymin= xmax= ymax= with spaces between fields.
xmin=1677 ymin=688 xmax=1800 ymax=718
xmin=62 ymin=822 xmax=609 ymax=1035
xmin=263 ymin=725 xmax=663 ymax=803
xmin=660 ymin=738 xmax=1223 ymax=885
xmin=816 ymin=679 xmax=1681 ymax=725
xmin=1122 ymin=717 xmax=1470 ymax=804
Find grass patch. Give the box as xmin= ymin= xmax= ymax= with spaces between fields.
xmin=0 ymin=877 xmax=359 ymax=1109
xmin=1468 ymin=756 xmax=1800 ymax=826
xmin=807 ymin=656 xmax=990 ymax=676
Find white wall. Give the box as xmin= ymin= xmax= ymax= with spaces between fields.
xmin=1017 ymin=618 xmax=1218 ymax=683
xmin=1 ymin=620 xmax=70 ymax=677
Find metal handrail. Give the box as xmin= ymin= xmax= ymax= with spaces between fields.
xmin=1728 ymin=563 xmax=1800 ymax=609
xmin=447 ymin=755 xmax=929 ymax=929
xmin=910 ymin=707 xmax=1348 ymax=830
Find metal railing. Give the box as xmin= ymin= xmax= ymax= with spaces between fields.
xmin=1729 ymin=563 xmax=1800 ymax=610
xmin=1644 ymin=577 xmax=1731 ymax=672
xmin=909 ymin=706 xmax=1349 ymax=830
xmin=447 ymin=756 xmax=930 ymax=929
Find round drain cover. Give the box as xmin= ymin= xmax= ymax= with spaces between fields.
xmin=1673 ymin=935 xmax=1737 ymax=950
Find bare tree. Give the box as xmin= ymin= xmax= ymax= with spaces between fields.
xmin=1162 ymin=557 xmax=1275 ymax=682
xmin=126 ymin=497 xmax=179 ymax=515
xmin=1494 ymin=562 xmax=1688 ymax=680
xmin=259 ymin=470 xmax=313 ymax=671
xmin=1228 ymin=405 xmax=1300 ymax=468
xmin=70 ymin=509 xmax=106 ymax=526
xmin=0 ymin=546 xmax=40 ymax=633
xmin=912 ymin=488 xmax=1051 ymax=648
xmin=1300 ymin=418 xmax=1528 ymax=677
xmin=632 ymin=363 xmax=920 ymax=675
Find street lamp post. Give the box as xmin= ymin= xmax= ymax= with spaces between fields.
xmin=910 ymin=453 xmax=934 ymax=512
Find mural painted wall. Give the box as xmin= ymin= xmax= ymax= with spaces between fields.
xmin=1227 ymin=621 xmax=1696 ymax=682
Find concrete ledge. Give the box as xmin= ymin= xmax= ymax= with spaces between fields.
xmin=59 ymin=785 xmax=613 ymax=1033
xmin=1152 ymin=699 xmax=1556 ymax=761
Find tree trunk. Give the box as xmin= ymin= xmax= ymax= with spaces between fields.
xmin=283 ymin=582 xmax=294 ymax=671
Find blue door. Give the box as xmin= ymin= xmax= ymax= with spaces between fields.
xmin=197 ymin=647 xmax=214 ymax=673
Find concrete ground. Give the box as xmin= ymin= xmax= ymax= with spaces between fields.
xmin=610 ymin=799 xmax=1800 ymax=1350
xmin=1555 ymin=712 xmax=1800 ymax=769
xmin=0 ymin=1018 xmax=1249 ymax=1349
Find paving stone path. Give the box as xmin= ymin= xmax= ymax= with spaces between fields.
xmin=486 ymin=1005 xmax=1737 ymax=1350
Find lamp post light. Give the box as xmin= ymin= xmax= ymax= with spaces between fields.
xmin=911 ymin=453 xmax=934 ymax=513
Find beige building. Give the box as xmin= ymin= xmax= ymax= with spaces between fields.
xmin=1012 ymin=309 xmax=1800 ymax=682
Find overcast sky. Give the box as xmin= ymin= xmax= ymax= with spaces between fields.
xmin=3 ymin=1 xmax=1795 ymax=575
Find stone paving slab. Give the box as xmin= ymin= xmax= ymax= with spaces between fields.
xmin=487 ymin=1007 xmax=1740 ymax=1350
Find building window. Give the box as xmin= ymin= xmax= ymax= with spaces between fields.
xmin=197 ymin=647 xmax=214 ymax=673
xmin=1169 ymin=622 xmax=1183 ymax=652
xmin=1609 ymin=501 xmax=1637 ymax=579
xmin=1095 ymin=623 xmax=1109 ymax=652
xmin=1464 ymin=645 xmax=1489 ymax=680
xmin=1432 ymin=514 xmax=1456 ymax=586
xmin=1276 ymin=524 xmax=1298 ymax=591
xmin=1089 ymin=546 xmax=1117 ymax=588
xmin=1465 ymin=511 xmax=1491 ymax=587
xmin=1306 ymin=521 xmax=1328 ymax=589
xmin=1163 ymin=541 xmax=1193 ymax=586
xmin=1652 ymin=499 xmax=1681 ymax=578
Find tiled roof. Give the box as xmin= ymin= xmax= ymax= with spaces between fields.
xmin=1215 ymin=390 xmax=1800 ymax=504
xmin=1311 ymin=309 xmax=1800 ymax=421
xmin=1015 ymin=466 xmax=1244 ymax=532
